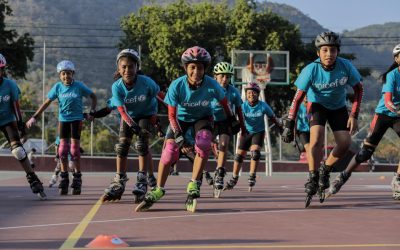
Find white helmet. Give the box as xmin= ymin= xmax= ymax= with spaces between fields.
xmin=0 ymin=54 xmax=6 ymax=68
xmin=57 ymin=60 xmax=75 ymax=73
xmin=393 ymin=44 xmax=400 ymax=57
xmin=116 ymin=49 xmax=140 ymax=66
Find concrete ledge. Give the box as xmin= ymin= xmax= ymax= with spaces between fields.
xmin=0 ymin=155 xmax=397 ymax=173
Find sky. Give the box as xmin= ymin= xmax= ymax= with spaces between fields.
xmin=270 ymin=0 xmax=400 ymax=32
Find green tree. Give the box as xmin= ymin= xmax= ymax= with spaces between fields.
xmin=120 ymin=0 xmax=312 ymax=117
xmin=0 ymin=0 xmax=34 ymax=79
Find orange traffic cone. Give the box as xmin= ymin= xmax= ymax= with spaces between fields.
xmin=86 ymin=234 xmax=129 ymax=248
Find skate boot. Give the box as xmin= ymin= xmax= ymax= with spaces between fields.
xmin=318 ymin=163 xmax=331 ymax=203
xmin=204 ymin=171 xmax=214 ymax=186
xmin=101 ymin=173 xmax=129 ymax=202
xmin=135 ymin=187 xmax=165 ymax=212
xmin=26 ymin=172 xmax=47 ymax=200
xmin=147 ymin=174 xmax=157 ymax=189
xmin=223 ymin=176 xmax=239 ymax=191
xmin=70 ymin=172 xmax=82 ymax=195
xmin=304 ymin=171 xmax=319 ymax=208
xmin=185 ymin=181 xmax=201 ymax=212
xmin=49 ymin=174 xmax=59 ymax=187
xmin=391 ymin=173 xmax=400 ymax=200
xmin=213 ymin=167 xmax=226 ymax=198
xmin=248 ymin=173 xmax=257 ymax=192
xmin=327 ymin=171 xmax=351 ymax=198
xmin=58 ymin=172 xmax=69 ymax=195
xmin=198 ymin=172 xmax=203 ymax=188
xmin=49 ymin=164 xmax=61 ymax=187
xmin=132 ymin=171 xmax=148 ymax=204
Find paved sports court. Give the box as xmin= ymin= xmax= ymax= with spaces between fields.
xmin=0 ymin=171 xmax=399 ymax=250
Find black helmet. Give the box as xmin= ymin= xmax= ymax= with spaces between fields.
xmin=315 ymin=31 xmax=341 ymax=49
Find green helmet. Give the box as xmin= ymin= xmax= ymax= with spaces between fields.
xmin=213 ymin=62 xmax=234 ymax=75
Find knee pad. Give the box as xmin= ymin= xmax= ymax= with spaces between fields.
xmin=135 ymin=139 xmax=149 ymax=156
xmin=115 ymin=140 xmax=130 ymax=157
xmin=194 ymin=129 xmax=212 ymax=158
xmin=11 ymin=143 xmax=27 ymax=161
xmin=58 ymin=140 xmax=70 ymax=160
xmin=234 ymin=154 xmax=244 ymax=163
xmin=161 ymin=141 xmax=179 ymax=165
xmin=250 ymin=150 xmax=261 ymax=161
xmin=70 ymin=141 xmax=81 ymax=161
xmin=355 ymin=144 xmax=375 ymax=164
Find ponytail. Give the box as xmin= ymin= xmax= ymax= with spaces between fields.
xmin=113 ymin=71 xmax=121 ymax=80
xmin=380 ymin=62 xmax=399 ymax=84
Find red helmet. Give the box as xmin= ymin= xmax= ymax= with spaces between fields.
xmin=244 ymin=82 xmax=261 ymax=93
xmin=181 ymin=46 xmax=211 ymax=67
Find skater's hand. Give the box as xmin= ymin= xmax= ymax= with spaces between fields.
xmin=26 ymin=117 xmax=36 ymax=129
xmin=281 ymin=118 xmax=295 ymax=143
xmin=174 ymin=131 xmax=185 ymax=147
xmin=85 ymin=109 xmax=96 ymax=122
xmin=130 ymin=123 xmax=142 ymax=135
xmin=181 ymin=144 xmax=193 ymax=155
xmin=227 ymin=115 xmax=241 ymax=135
xmin=347 ymin=117 xmax=358 ymax=135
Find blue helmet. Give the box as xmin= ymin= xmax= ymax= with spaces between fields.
xmin=57 ymin=60 xmax=75 ymax=73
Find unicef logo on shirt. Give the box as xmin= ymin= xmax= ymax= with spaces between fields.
xmin=2 ymin=95 xmax=10 ymax=102
xmin=314 ymin=76 xmax=349 ymax=90
xmin=138 ymin=95 xmax=146 ymax=102
xmin=125 ymin=95 xmax=147 ymax=103
xmin=339 ymin=76 xmax=348 ymax=85
xmin=246 ymin=111 xmax=262 ymax=118
xmin=201 ymin=100 xmax=209 ymax=107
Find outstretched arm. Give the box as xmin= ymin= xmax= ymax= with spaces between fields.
xmin=26 ymin=99 xmax=52 ymax=128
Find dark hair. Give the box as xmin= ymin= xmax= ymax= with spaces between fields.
xmin=380 ymin=62 xmax=399 ymax=84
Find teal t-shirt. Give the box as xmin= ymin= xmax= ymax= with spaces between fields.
xmin=295 ymin=57 xmax=362 ymax=110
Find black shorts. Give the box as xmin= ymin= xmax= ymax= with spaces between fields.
xmin=119 ymin=116 xmax=152 ymax=139
xmin=309 ymin=103 xmax=349 ymax=131
xmin=366 ymin=113 xmax=400 ymax=145
xmin=0 ymin=121 xmax=20 ymax=143
xmin=165 ymin=117 xmax=213 ymax=140
xmin=238 ymin=131 xmax=265 ymax=151
xmin=59 ymin=120 xmax=83 ymax=140
xmin=214 ymin=119 xmax=232 ymax=136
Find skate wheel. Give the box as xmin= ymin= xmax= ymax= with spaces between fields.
xmin=135 ymin=200 xmax=151 ymax=212
xmin=101 ymin=194 xmax=120 ymax=203
xmin=37 ymin=192 xmax=47 ymax=201
xmin=319 ymin=190 xmax=325 ymax=203
xmin=213 ymin=189 xmax=221 ymax=198
xmin=305 ymin=195 xmax=312 ymax=208
xmin=324 ymin=192 xmax=332 ymax=199
xmin=72 ymin=189 xmax=81 ymax=195
xmin=186 ymin=198 xmax=197 ymax=213
xmin=59 ymin=189 xmax=68 ymax=195
xmin=133 ymin=194 xmax=145 ymax=204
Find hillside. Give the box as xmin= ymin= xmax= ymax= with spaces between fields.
xmin=3 ymin=0 xmax=397 ymax=104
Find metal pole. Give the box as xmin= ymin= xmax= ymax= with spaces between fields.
xmin=260 ymin=88 xmax=272 ymax=176
xmin=90 ymin=121 xmax=93 ymax=156
xmin=41 ymin=40 xmax=45 ymax=156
